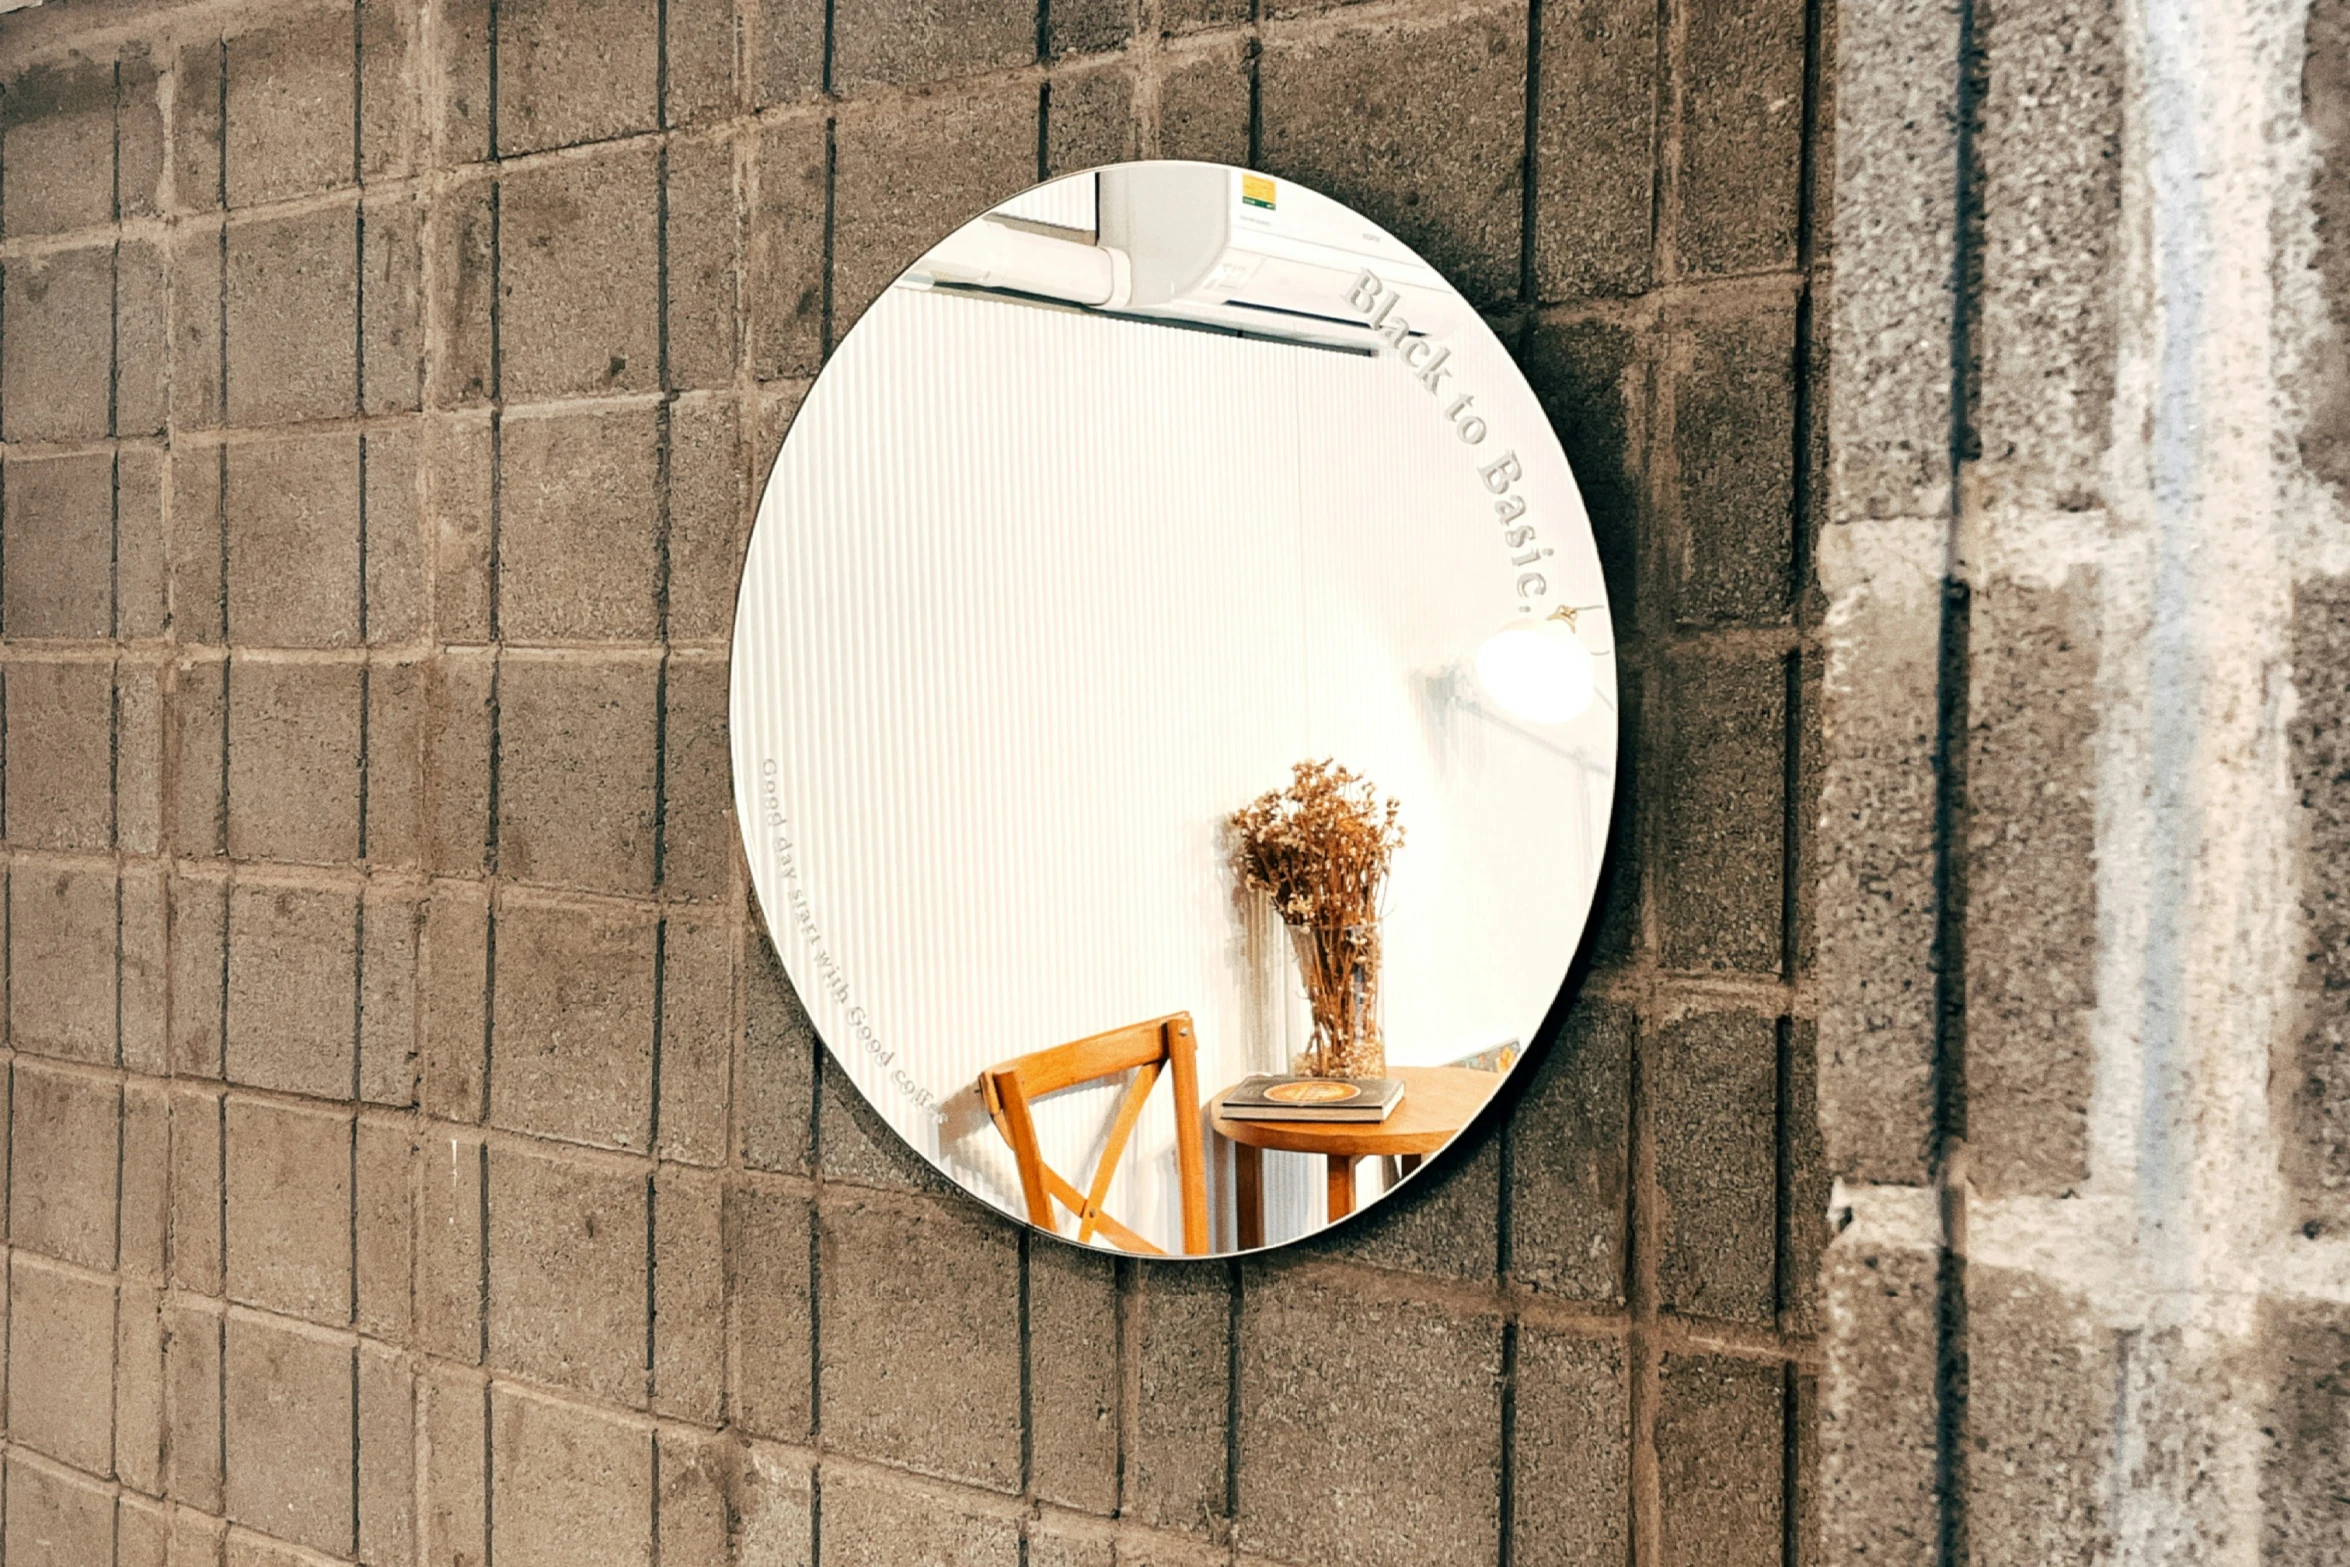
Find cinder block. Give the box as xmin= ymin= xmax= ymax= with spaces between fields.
xmin=8 ymin=865 xmax=117 ymax=1065
xmin=495 ymin=0 xmax=658 ymax=154
xmin=820 ymin=1189 xmax=1022 ymax=1490
xmin=831 ymin=86 xmax=1038 ymax=333
xmin=1513 ymin=1329 xmax=1630 ymax=1567
xmin=486 ymin=1144 xmax=651 ymax=1405
xmin=422 ymin=1366 xmax=489 ymax=1567
xmin=363 ymin=197 xmax=426 ymax=413
xmin=424 ymin=413 xmax=494 ymax=640
xmin=117 ymin=448 xmax=168 ymax=635
xmin=1653 ymin=1010 xmax=1779 ymax=1324
xmin=3 ymin=1458 xmax=115 ymax=1567
xmin=2289 ymin=580 xmax=2350 ymax=1224
xmin=497 ymin=405 xmax=663 ymax=641
xmin=227 ymin=659 xmax=366 ymax=864
xmin=358 ymin=0 xmax=419 ymax=179
xmin=225 ymin=205 xmax=360 ymax=425
xmin=165 ymin=1299 xmax=224 ymax=1508
xmin=119 ymin=47 xmax=163 ymax=215
xmin=1049 ymin=0 xmax=1127 ymax=54
xmin=224 ymin=7 xmax=356 ymax=205
xmin=1508 ymin=1000 xmax=1631 ymax=1301
xmin=1157 ymin=46 xmax=1250 ymax=166
xmin=652 ymin=1166 xmax=725 ymax=1421
xmin=734 ymin=1440 xmax=814 ymax=1563
xmin=0 ymin=244 xmax=112 ymax=442
xmin=225 ymin=430 xmax=363 ymax=647
xmin=433 ymin=0 xmax=492 ymax=160
xmin=819 ymin=1054 xmax=958 ymax=1195
xmin=427 ymin=175 xmax=497 ymax=406
xmin=365 ymin=658 xmax=429 ymax=867
xmin=423 ymin=649 xmax=495 ymax=871
xmin=173 ymin=37 xmax=226 ymax=212
xmin=1968 ymin=574 xmax=2099 ymax=1197
xmin=419 ymin=880 xmax=489 ymax=1119
xmin=656 ymin=1429 xmax=730 ymax=1567
xmin=1534 ymin=0 xmax=1656 ymax=300
xmin=496 ymin=653 xmax=662 ymax=895
xmin=658 ymin=915 xmax=733 ymax=1165
xmin=5 ymin=657 xmax=115 ymax=850
xmin=2261 ymin=1298 xmax=2350 ymax=1558
xmin=225 ymin=1096 xmax=354 ymax=1323
xmin=749 ymin=119 xmax=828 ymax=381
xmin=1044 ymin=67 xmax=1136 ymax=175
xmin=225 ymin=880 xmax=359 ymax=1097
xmin=663 ymin=652 xmax=734 ymax=899
xmin=119 ymin=239 xmax=168 ymax=436
xmin=1128 ymin=1261 xmax=1229 ymax=1534
xmin=169 ymin=874 xmax=229 ymax=1075
xmin=171 ymin=658 xmax=231 ymax=859
xmin=1 ymin=58 xmax=118 ymax=235
xmin=356 ymin=1118 xmax=415 ymax=1337
xmin=1028 ymin=1519 xmax=1116 ymax=1567
xmin=666 ymin=394 xmax=743 ymax=642
xmin=818 ymin=1467 xmax=1023 ymax=1566
xmin=224 ymin=1312 xmax=356 ymax=1557
xmin=1677 ymin=0 xmax=1806 ymax=278
xmin=489 ymin=1385 xmax=654 ymax=1567
xmin=1655 ymin=1354 xmax=1783 ymax=1567
xmin=738 ymin=912 xmax=813 ymax=1171
xmin=665 ymin=0 xmax=735 ymax=124
xmin=1968 ymin=1267 xmax=2115 ymax=1561
xmin=9 ymin=1256 xmax=119 ymax=1473
xmin=118 ymin=1280 xmax=168 ymax=1495
xmin=1235 ymin=1267 xmax=1504 ymax=1567
xmin=120 ymin=1493 xmax=170 ymax=1567
xmin=170 ymin=452 xmax=227 ymax=644
xmin=3 ymin=452 xmax=114 ymax=639
xmin=1258 ymin=10 xmax=1526 ymax=305
xmin=1313 ymin=1124 xmax=1501 ymax=1281
xmin=498 ymin=145 xmax=661 ymax=400
xmin=666 ymin=134 xmax=738 ymax=389
xmin=730 ymin=1182 xmax=813 ymax=1439
xmin=119 ymin=663 xmax=165 ymax=857
xmin=1657 ymin=646 xmax=1786 ymax=974
xmin=122 ymin=1081 xmax=171 ymax=1276
xmin=833 ymin=0 xmax=1032 ymax=88
xmin=1028 ymin=1238 xmax=1119 ymax=1514
xmin=753 ymin=0 xmax=825 ymax=106
xmin=360 ymin=887 xmax=423 ymax=1103
xmin=489 ymin=895 xmax=658 ymax=1148
xmin=10 ymin=1062 xmax=123 ymax=1269
xmin=169 ymin=1088 xmax=226 ymax=1292
xmin=1672 ymin=306 xmax=1799 ymax=626
xmin=359 ymin=1342 xmax=416 ymax=1567
xmin=419 ymin=1132 xmax=486 ymax=1363
xmin=172 ymin=223 xmax=228 ymax=429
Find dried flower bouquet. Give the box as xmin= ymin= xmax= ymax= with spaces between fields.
xmin=1229 ymin=759 xmax=1406 ymax=1078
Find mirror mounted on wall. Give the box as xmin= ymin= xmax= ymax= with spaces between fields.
xmin=731 ymin=161 xmax=1617 ymax=1257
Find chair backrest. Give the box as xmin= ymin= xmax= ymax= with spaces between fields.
xmin=977 ymin=1013 xmax=1210 ymax=1255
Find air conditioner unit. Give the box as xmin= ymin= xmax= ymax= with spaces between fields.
xmin=902 ymin=164 xmax=1459 ymax=352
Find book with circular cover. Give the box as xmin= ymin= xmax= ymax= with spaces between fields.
xmin=1219 ymin=1074 xmax=1406 ymax=1122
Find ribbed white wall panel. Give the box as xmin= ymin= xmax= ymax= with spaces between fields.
xmin=733 ymin=278 xmax=1614 ymax=1254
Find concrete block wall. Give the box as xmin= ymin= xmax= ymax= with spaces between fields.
xmin=0 ymin=0 xmax=1832 ymax=1563
xmin=1822 ymin=0 xmax=2350 ymax=1559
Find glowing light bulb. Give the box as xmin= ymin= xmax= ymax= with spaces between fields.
xmin=1474 ymin=611 xmax=1597 ymax=724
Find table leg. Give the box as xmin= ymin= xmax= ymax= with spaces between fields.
xmin=1326 ymin=1154 xmax=1355 ymax=1221
xmin=1236 ymin=1144 xmax=1264 ymax=1251
xmin=1398 ymin=1154 xmax=1423 ymax=1177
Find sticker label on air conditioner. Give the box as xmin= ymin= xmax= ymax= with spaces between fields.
xmin=1241 ymin=174 xmax=1277 ymax=210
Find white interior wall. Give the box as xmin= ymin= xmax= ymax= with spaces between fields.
xmin=734 ymin=282 xmax=1613 ymax=1253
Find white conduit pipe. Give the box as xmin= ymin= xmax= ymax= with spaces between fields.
xmin=904 ymin=218 xmax=1134 ymax=309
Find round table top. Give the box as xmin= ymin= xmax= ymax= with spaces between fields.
xmin=1207 ymin=1064 xmax=1506 ymax=1157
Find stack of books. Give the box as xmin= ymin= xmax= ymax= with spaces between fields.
xmin=1219 ymin=1075 xmax=1405 ymax=1123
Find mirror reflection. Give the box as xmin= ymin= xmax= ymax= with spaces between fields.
xmin=731 ymin=162 xmax=1616 ymax=1255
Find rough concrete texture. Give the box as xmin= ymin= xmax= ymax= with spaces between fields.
xmin=0 ymin=0 xmax=1835 ymax=1562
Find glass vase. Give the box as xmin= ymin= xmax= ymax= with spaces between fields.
xmin=1287 ymin=919 xmax=1385 ymax=1078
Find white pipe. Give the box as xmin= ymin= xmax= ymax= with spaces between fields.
xmin=905 ymin=218 xmax=1132 ymax=309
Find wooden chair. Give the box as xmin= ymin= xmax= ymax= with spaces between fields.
xmin=978 ymin=1013 xmax=1211 ymax=1255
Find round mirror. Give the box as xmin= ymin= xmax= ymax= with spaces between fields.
xmin=731 ymin=162 xmax=1616 ymax=1256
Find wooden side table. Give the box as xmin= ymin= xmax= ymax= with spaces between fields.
xmin=1208 ymin=1064 xmax=1505 ymax=1249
